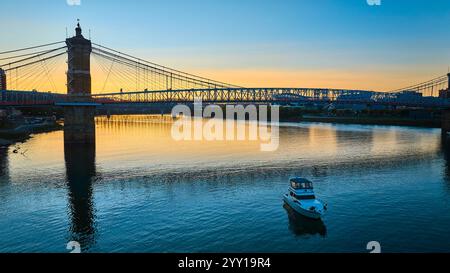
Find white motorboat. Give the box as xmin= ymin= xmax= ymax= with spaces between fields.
xmin=283 ymin=177 xmax=327 ymax=219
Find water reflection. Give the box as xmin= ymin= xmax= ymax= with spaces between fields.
xmin=283 ymin=204 xmax=327 ymax=237
xmin=64 ymin=143 xmax=97 ymax=251
xmin=441 ymin=136 xmax=450 ymax=183
xmin=0 ymin=147 xmax=9 ymax=179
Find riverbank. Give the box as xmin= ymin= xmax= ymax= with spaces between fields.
xmin=278 ymin=107 xmax=441 ymax=128
xmin=284 ymin=115 xmax=441 ymax=128
xmin=0 ymin=119 xmax=63 ymax=146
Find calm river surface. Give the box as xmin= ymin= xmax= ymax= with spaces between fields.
xmin=1 ymin=116 xmax=450 ymax=253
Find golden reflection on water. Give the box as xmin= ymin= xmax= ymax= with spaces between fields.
xmin=94 ymin=116 xmax=263 ymax=163
xmin=306 ymin=125 xmax=337 ymax=158
xmin=5 ymin=115 xmax=441 ymax=182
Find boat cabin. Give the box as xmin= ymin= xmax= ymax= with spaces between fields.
xmin=290 ymin=178 xmax=314 ymax=190
xmin=289 ymin=178 xmax=316 ymax=200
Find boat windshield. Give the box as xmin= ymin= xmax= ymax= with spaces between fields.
xmin=294 ymin=194 xmax=316 ymax=200
xmin=289 ymin=191 xmax=316 ymax=200
xmin=290 ymin=181 xmax=313 ymax=190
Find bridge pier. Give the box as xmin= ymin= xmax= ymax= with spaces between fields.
xmin=63 ymin=105 xmax=96 ymax=144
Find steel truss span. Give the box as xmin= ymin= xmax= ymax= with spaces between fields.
xmin=91 ymin=88 xmax=370 ymax=103
xmin=91 ymin=87 xmax=450 ymax=107
xmin=1 ymin=87 xmax=450 ymax=108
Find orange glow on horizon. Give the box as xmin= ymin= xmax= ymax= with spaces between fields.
xmin=8 ymin=60 xmax=444 ymax=94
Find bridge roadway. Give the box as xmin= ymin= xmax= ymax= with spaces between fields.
xmin=1 ymin=87 xmax=449 ymax=108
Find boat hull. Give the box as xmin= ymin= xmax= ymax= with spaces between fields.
xmin=283 ymin=194 xmax=323 ymax=220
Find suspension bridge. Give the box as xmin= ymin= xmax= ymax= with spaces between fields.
xmin=0 ymin=24 xmax=449 ymax=108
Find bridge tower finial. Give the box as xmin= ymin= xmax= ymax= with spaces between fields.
xmin=75 ymin=19 xmax=82 ymax=37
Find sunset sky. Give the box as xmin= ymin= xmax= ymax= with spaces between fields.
xmin=1 ymin=0 xmax=450 ymax=92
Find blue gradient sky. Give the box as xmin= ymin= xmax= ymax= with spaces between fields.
xmin=1 ymin=0 xmax=450 ymax=90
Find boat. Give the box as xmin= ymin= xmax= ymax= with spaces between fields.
xmin=283 ymin=177 xmax=327 ymax=219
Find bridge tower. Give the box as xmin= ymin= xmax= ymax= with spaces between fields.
xmin=66 ymin=22 xmax=92 ymax=95
xmin=63 ymin=22 xmax=97 ymax=144
xmin=0 ymin=69 xmax=6 ymax=91
xmin=448 ymin=73 xmax=450 ymax=90
xmin=441 ymin=73 xmax=450 ymax=136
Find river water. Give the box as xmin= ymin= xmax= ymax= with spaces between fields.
xmin=1 ymin=115 xmax=450 ymax=253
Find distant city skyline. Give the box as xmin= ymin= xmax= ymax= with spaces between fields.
xmin=1 ymin=0 xmax=450 ymax=91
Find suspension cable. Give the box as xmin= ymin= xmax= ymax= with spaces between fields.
xmin=0 ymin=47 xmax=67 ymax=61
xmin=92 ymin=47 xmax=234 ymax=89
xmin=390 ymin=74 xmax=448 ymax=92
xmin=0 ymin=46 xmax=67 ymax=68
xmin=93 ymin=43 xmax=243 ymax=88
xmin=0 ymin=41 xmax=65 ymax=55
xmin=93 ymin=51 xmax=215 ymax=90
xmin=4 ymin=51 xmax=66 ymax=72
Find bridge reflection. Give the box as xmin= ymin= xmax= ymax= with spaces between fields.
xmin=64 ymin=142 xmax=97 ymax=251
xmin=0 ymin=147 xmax=9 ymax=180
